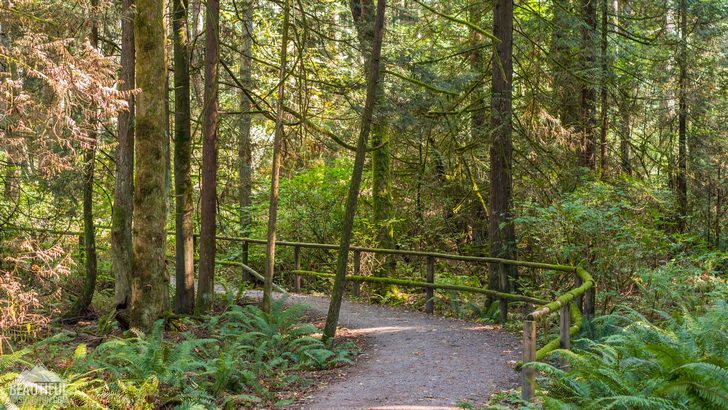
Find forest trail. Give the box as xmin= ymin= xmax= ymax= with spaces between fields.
xmin=245 ymin=292 xmax=521 ymax=410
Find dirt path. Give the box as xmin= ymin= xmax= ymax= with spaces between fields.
xmin=247 ymin=292 xmax=521 ymax=410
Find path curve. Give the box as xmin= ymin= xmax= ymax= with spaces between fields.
xmin=248 ymin=292 xmax=521 ymax=410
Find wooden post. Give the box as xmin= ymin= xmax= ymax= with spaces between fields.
xmin=559 ymin=304 xmax=571 ymax=350
xmin=584 ymin=286 xmax=595 ymax=319
xmin=521 ymin=319 xmax=536 ymax=401
xmin=352 ymin=250 xmax=361 ymax=297
xmin=499 ymin=267 xmax=508 ymax=323
xmin=242 ymin=240 xmax=251 ymax=283
xmin=425 ymin=255 xmax=435 ymax=314
xmin=293 ymin=245 xmax=301 ymax=292
xmin=574 ymin=275 xmax=583 ymax=313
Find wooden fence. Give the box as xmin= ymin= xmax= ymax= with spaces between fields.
xmin=9 ymin=226 xmax=594 ymax=401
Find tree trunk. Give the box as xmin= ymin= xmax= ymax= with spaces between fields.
xmin=68 ymin=0 xmax=100 ymax=317
xmin=238 ymin=0 xmax=254 ymax=281
xmin=676 ymin=0 xmax=688 ymax=230
xmin=349 ymin=0 xmax=394 ymax=296
xmin=323 ymin=0 xmax=387 ymax=343
xmin=599 ymin=0 xmax=609 ymax=173
xmin=468 ymin=0 xmax=493 ymax=294
xmin=173 ymin=0 xmax=195 ymax=314
xmin=551 ymin=1 xmax=580 ymax=134
xmin=578 ymin=0 xmax=597 ymax=170
xmin=196 ymin=0 xmax=220 ymax=314
xmin=489 ymin=0 xmax=516 ymax=322
xmin=130 ymin=0 xmax=169 ymax=330
xmin=112 ymin=0 xmax=135 ymax=313
xmin=262 ymin=0 xmax=291 ymax=313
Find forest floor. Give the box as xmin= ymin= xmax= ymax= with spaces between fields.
xmin=244 ymin=291 xmax=521 ymax=410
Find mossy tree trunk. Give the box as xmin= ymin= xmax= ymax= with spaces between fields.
xmin=489 ymin=0 xmax=516 ymax=321
xmin=112 ymin=0 xmax=135 ymax=313
xmin=323 ymin=0 xmax=387 ymax=343
xmin=130 ymin=0 xmax=169 ymax=330
xmin=173 ymin=0 xmax=195 ymax=314
xmin=262 ymin=0 xmax=291 ymax=313
xmin=196 ymin=0 xmax=220 ymax=314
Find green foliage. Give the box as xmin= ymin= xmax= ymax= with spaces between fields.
xmin=527 ymin=302 xmax=728 ymax=409
xmin=515 ymin=180 xmax=726 ymax=312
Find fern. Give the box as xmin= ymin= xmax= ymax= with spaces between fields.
xmin=528 ymin=302 xmax=728 ymax=410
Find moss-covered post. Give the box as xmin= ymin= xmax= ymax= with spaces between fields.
xmin=425 ymin=256 xmax=435 ymax=314
xmin=522 ymin=319 xmax=536 ymax=401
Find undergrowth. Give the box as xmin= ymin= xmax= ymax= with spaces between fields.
xmin=525 ymin=302 xmax=728 ymax=410
xmin=0 ymin=298 xmax=354 ymax=409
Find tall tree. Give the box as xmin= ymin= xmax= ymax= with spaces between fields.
xmin=68 ymin=0 xmax=100 ymax=317
xmin=599 ymin=0 xmax=609 ymax=172
xmin=112 ymin=0 xmax=135 ymax=313
xmin=238 ymin=0 xmax=254 ymax=280
xmin=489 ymin=0 xmax=516 ymax=323
xmin=196 ymin=0 xmax=220 ymax=314
xmin=323 ymin=0 xmax=386 ymax=342
xmin=173 ymin=0 xmax=195 ymax=314
xmin=578 ymin=0 xmax=598 ymax=170
xmin=262 ymin=0 xmax=291 ymax=313
xmin=349 ymin=0 xmax=394 ymax=295
xmin=130 ymin=0 xmax=169 ymax=330
xmin=676 ymin=0 xmax=688 ymax=229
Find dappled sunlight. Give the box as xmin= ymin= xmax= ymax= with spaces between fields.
xmin=345 ymin=326 xmax=420 ymax=336
xmin=368 ymin=406 xmax=461 ymax=410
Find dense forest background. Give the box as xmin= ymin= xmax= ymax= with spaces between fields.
xmin=0 ymin=0 xmax=726 ymax=407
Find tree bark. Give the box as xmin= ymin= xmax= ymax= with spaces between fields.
xmin=489 ymin=0 xmax=516 ymax=321
xmin=130 ymin=0 xmax=169 ymax=330
xmin=676 ymin=0 xmax=688 ymax=230
xmin=69 ymin=0 xmax=100 ymax=317
xmin=599 ymin=0 xmax=609 ymax=173
xmin=112 ymin=0 xmax=135 ymax=313
xmin=349 ymin=0 xmax=394 ymax=297
xmin=196 ymin=0 xmax=220 ymax=314
xmin=238 ymin=0 xmax=254 ymax=281
xmin=323 ymin=0 xmax=387 ymax=343
xmin=173 ymin=0 xmax=195 ymax=314
xmin=262 ymin=0 xmax=291 ymax=313
xmin=578 ymin=0 xmax=597 ymax=170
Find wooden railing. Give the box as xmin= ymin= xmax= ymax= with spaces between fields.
xmin=9 ymin=226 xmax=594 ymax=401
xmin=211 ymin=234 xmax=595 ymax=401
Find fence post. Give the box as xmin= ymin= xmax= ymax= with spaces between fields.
xmin=425 ymin=256 xmax=435 ymax=314
xmin=522 ymin=319 xmax=536 ymax=401
xmin=499 ymin=266 xmax=508 ymax=323
xmin=574 ymin=274 xmax=583 ymax=313
xmin=584 ymin=286 xmax=595 ymax=319
xmin=293 ymin=245 xmax=301 ymax=292
xmin=559 ymin=304 xmax=571 ymax=350
xmin=241 ymin=240 xmax=252 ymax=283
xmin=352 ymin=250 xmax=361 ymax=297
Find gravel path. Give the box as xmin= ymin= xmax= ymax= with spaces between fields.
xmin=247 ymin=292 xmax=521 ymax=410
